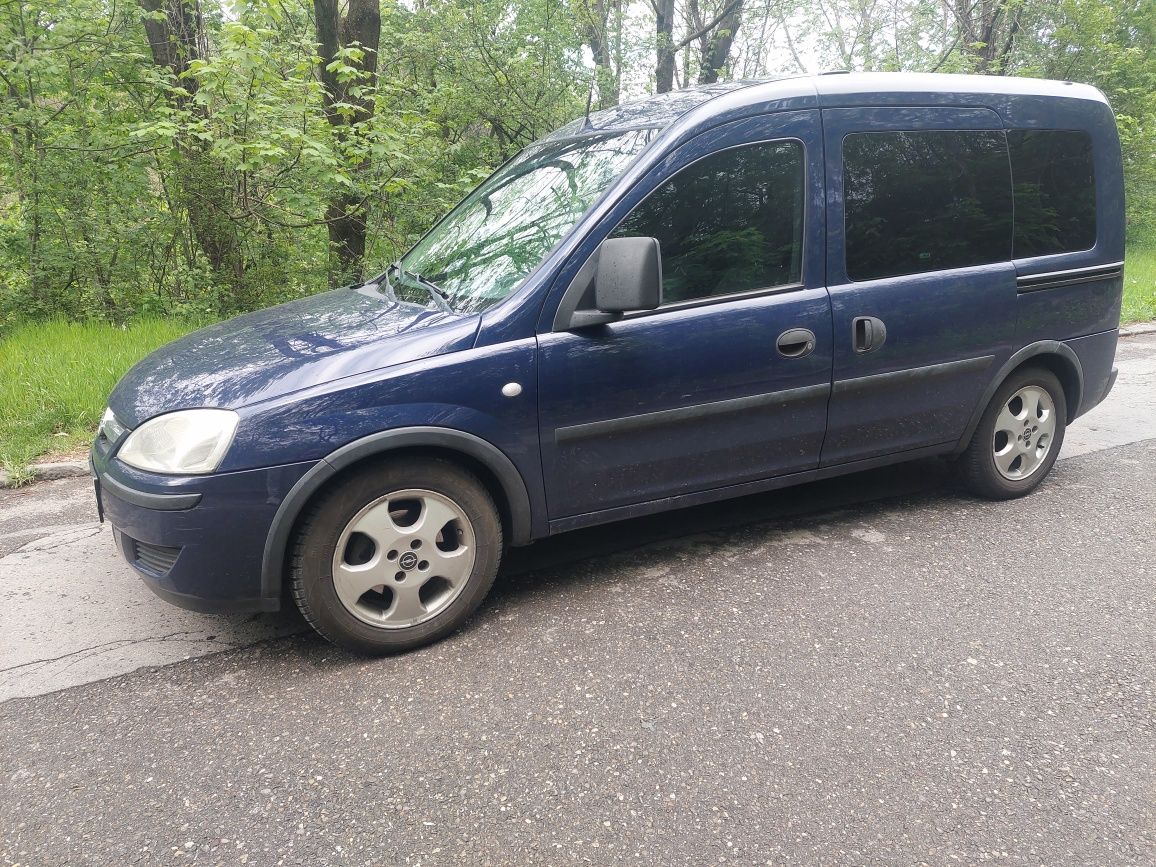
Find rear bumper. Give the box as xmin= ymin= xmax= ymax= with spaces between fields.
xmin=1102 ymin=365 xmax=1118 ymax=403
xmin=92 ymin=443 xmax=316 ymax=614
xmin=1065 ymin=329 xmax=1120 ymax=418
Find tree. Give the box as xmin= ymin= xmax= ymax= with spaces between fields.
xmin=313 ymin=0 xmax=381 ymax=285
xmin=691 ymin=0 xmax=745 ymax=83
xmin=654 ymin=0 xmax=744 ymax=92
xmin=952 ymin=0 xmax=1023 ymax=73
xmin=655 ymin=0 xmax=677 ymax=92
xmin=0 ymin=0 xmax=1152 ymax=330
xmin=580 ymin=0 xmax=622 ymax=108
xmin=139 ymin=0 xmax=246 ymax=300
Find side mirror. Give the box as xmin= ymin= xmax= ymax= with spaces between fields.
xmin=595 ymin=236 xmax=662 ymax=313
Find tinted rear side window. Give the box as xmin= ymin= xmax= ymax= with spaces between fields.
xmin=612 ymin=140 xmax=804 ymax=304
xmin=843 ymin=130 xmax=1012 ymax=281
xmin=1008 ymin=130 xmax=1096 ymax=258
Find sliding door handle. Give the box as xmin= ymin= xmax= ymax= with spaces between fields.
xmin=852 ymin=316 xmax=887 ymax=353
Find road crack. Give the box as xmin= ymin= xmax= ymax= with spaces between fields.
xmin=0 ymin=631 xmax=234 ymax=677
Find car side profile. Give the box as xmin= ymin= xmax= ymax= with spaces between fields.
xmin=91 ymin=72 xmax=1124 ymax=654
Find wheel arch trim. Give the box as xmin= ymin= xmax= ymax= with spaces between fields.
xmin=260 ymin=427 xmax=534 ymax=602
xmin=953 ymin=340 xmax=1084 ymax=454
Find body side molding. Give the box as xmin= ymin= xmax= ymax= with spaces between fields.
xmin=831 ymin=355 xmax=993 ymax=397
xmin=554 ymin=382 xmax=830 ymax=444
xmin=1015 ymin=262 xmax=1123 ymax=293
xmin=951 ymin=340 xmax=1085 ymax=454
xmin=260 ymin=427 xmax=534 ymax=603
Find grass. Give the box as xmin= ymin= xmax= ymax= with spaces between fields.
xmin=0 ymin=318 xmax=202 ymax=479
xmin=1123 ymin=246 xmax=1156 ymax=324
xmin=0 ymin=251 xmax=1153 ymax=478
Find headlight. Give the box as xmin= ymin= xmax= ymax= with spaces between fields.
xmin=117 ymin=409 xmax=239 ymax=474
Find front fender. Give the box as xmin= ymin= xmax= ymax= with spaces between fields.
xmin=218 ymin=338 xmax=543 ymax=603
xmin=259 ymin=425 xmax=536 ymax=605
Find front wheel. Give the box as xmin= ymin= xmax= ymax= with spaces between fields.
xmin=289 ymin=457 xmax=503 ymax=654
xmin=958 ymin=367 xmax=1067 ymax=500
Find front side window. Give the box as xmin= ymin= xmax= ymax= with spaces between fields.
xmin=400 ymin=128 xmax=657 ymax=313
xmin=1008 ymin=129 xmax=1096 ymax=258
xmin=611 ymin=140 xmax=805 ymax=304
xmin=843 ymin=130 xmax=1012 ymax=281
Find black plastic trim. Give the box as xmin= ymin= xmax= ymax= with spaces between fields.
xmin=1016 ymin=262 xmax=1123 ymax=293
xmin=98 ymin=472 xmax=202 ymax=511
xmin=812 ymin=441 xmax=956 ymax=480
xmin=832 ymin=355 xmax=993 ymax=396
xmin=137 ymin=575 xmax=277 ymax=614
xmin=554 ymin=382 xmax=831 ymax=444
xmin=260 ymin=427 xmax=535 ymax=603
xmin=776 ymin=327 xmax=817 ymax=358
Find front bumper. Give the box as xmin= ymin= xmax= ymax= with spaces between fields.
xmin=91 ymin=440 xmax=316 ymax=614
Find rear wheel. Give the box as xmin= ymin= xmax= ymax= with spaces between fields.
xmin=290 ymin=457 xmax=502 ymax=654
xmin=958 ymin=367 xmax=1067 ymax=500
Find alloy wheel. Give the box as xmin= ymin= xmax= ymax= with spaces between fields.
xmin=991 ymin=385 xmax=1057 ymax=481
xmin=330 ymin=489 xmax=476 ymax=629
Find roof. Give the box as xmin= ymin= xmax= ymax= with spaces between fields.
xmin=545 ymin=72 xmax=1108 ymax=140
xmin=542 ymin=80 xmax=771 ymax=140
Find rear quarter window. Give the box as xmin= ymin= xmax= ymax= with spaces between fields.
xmin=1008 ymin=129 xmax=1096 ymax=258
xmin=842 ymin=130 xmax=1012 ymax=281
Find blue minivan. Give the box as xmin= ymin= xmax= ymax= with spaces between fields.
xmin=92 ymin=73 xmax=1124 ymax=653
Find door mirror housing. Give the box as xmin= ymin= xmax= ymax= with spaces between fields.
xmin=595 ymin=236 xmax=662 ymax=313
xmin=562 ymin=236 xmax=664 ymax=329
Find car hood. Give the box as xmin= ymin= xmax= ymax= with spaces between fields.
xmin=109 ymin=287 xmax=479 ymax=428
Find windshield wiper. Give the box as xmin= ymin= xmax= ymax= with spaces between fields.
xmin=389 ymin=261 xmax=453 ymax=312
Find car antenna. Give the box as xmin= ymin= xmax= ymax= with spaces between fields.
xmin=581 ymin=70 xmax=597 ymax=131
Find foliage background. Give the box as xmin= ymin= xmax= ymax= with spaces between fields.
xmin=0 ymin=0 xmax=1153 ymax=329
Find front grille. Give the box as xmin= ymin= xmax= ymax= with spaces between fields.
xmin=132 ymin=540 xmax=181 ymax=576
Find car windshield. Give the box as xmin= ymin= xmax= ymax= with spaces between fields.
xmin=397 ymin=128 xmax=658 ymax=313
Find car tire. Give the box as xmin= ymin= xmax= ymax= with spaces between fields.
xmin=958 ymin=366 xmax=1067 ymax=500
xmin=289 ymin=457 xmax=503 ymax=655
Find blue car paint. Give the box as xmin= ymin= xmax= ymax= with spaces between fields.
xmin=109 ymin=286 xmax=480 ymax=430
xmin=819 ymin=107 xmax=1018 ymax=466
xmin=93 ymin=453 xmax=314 ymax=610
xmin=94 ymin=72 xmax=1125 ymax=614
xmin=535 ymin=109 xmax=831 ymax=517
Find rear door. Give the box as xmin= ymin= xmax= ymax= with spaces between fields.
xmin=536 ymin=111 xmax=831 ymax=521
xmin=820 ymin=108 xmax=1018 ymax=467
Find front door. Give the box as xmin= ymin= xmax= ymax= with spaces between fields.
xmin=537 ymin=111 xmax=832 ymax=521
xmin=820 ymin=107 xmax=1019 ymax=466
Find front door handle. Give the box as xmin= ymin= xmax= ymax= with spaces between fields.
xmin=776 ymin=328 xmax=816 ymax=359
xmin=852 ymin=316 xmax=887 ymax=353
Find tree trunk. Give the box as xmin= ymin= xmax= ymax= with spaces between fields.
xmin=314 ymin=0 xmax=381 ymax=286
xmin=138 ymin=0 xmax=247 ymax=306
xmin=954 ymin=0 xmax=1019 ymax=74
xmin=139 ymin=0 xmax=203 ymax=106
xmin=655 ymin=0 xmax=676 ymax=93
xmin=584 ymin=0 xmax=619 ymax=109
xmin=697 ymin=0 xmax=743 ymax=84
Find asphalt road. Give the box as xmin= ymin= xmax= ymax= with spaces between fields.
xmin=2 ymin=334 xmax=1154 ymax=865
